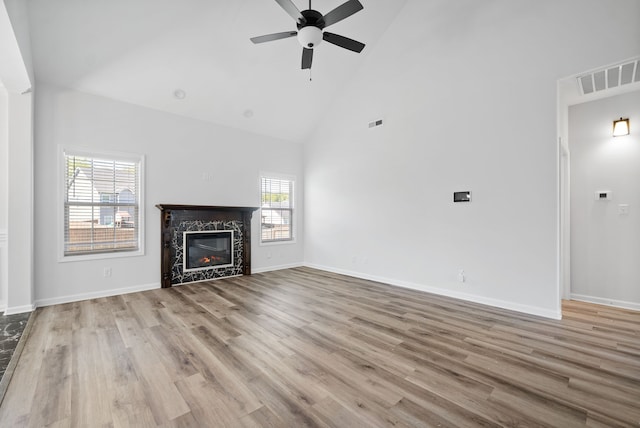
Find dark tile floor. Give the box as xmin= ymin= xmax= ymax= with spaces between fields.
xmin=0 ymin=312 xmax=30 ymax=381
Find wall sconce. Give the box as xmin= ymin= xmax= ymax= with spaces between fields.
xmin=613 ymin=117 xmax=630 ymax=137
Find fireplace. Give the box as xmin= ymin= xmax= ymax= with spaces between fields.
xmin=156 ymin=205 xmax=259 ymax=287
xmin=183 ymin=230 xmax=233 ymax=272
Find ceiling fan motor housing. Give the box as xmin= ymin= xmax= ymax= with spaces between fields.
xmin=297 ymin=9 xmax=325 ymax=48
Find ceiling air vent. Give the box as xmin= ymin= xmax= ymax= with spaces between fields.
xmin=578 ymin=59 xmax=640 ymax=95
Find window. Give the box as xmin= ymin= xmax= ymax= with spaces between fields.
xmin=261 ymin=176 xmax=294 ymax=243
xmin=63 ymin=148 xmax=144 ymax=258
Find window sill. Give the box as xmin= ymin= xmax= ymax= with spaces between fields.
xmin=259 ymin=239 xmax=297 ymax=247
xmin=58 ymin=249 xmax=145 ymax=263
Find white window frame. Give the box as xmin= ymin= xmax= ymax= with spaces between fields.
xmin=59 ymin=146 xmax=145 ymax=262
xmin=260 ymin=173 xmax=296 ymax=246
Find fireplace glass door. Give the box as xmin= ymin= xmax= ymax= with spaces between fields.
xmin=183 ymin=230 xmax=234 ymax=272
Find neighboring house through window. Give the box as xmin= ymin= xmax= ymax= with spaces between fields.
xmin=261 ymin=175 xmax=294 ymax=243
xmin=63 ymin=147 xmax=144 ymax=258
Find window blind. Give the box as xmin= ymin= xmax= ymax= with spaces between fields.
xmin=64 ymin=153 xmax=141 ymax=256
xmin=261 ymin=177 xmax=294 ymax=242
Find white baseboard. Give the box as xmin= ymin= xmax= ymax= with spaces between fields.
xmin=4 ymin=304 xmax=36 ymax=315
xmin=570 ymin=293 xmax=640 ymax=312
xmin=35 ymin=282 xmax=160 ymax=308
xmin=252 ymin=262 xmax=305 ymax=274
xmin=304 ymin=263 xmax=562 ymax=320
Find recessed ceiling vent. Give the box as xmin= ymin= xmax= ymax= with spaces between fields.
xmin=577 ymin=59 xmax=640 ymax=95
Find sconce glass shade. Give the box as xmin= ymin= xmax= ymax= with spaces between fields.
xmin=613 ymin=117 xmax=630 ymax=137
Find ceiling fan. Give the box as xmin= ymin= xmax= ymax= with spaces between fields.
xmin=250 ymin=0 xmax=366 ymax=70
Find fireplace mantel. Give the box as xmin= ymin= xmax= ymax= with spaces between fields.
xmin=156 ymin=204 xmax=259 ymax=288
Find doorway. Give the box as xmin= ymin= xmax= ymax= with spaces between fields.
xmin=558 ymin=57 xmax=640 ymax=312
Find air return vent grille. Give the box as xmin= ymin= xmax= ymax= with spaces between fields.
xmin=578 ymin=59 xmax=640 ymax=95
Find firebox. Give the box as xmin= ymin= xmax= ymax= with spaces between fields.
xmin=183 ymin=230 xmax=234 ymax=273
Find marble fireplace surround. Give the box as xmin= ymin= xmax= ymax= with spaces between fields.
xmin=156 ymin=205 xmax=258 ymax=288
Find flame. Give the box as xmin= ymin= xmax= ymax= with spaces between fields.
xmin=198 ymin=255 xmax=225 ymax=265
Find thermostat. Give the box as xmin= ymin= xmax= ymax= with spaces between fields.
xmin=595 ymin=191 xmax=611 ymax=200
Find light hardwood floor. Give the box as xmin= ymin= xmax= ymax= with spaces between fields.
xmin=0 ymin=267 xmax=639 ymax=427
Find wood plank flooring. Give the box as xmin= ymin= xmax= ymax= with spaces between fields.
xmin=0 ymin=267 xmax=638 ymax=427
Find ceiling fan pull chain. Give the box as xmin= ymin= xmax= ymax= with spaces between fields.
xmin=309 ymin=69 xmax=312 ymax=82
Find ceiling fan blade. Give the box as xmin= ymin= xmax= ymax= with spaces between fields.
xmin=301 ymin=48 xmax=313 ymax=69
xmin=274 ymin=0 xmax=307 ymax=24
xmin=322 ymin=0 xmax=363 ymax=28
xmin=322 ymin=32 xmax=365 ymax=53
xmin=250 ymin=31 xmax=297 ymax=44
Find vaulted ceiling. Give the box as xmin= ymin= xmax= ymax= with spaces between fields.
xmin=27 ymin=0 xmax=408 ymax=142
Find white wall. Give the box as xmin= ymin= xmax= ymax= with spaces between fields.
xmin=0 ymin=0 xmax=31 ymax=93
xmin=34 ymin=83 xmax=304 ymax=305
xmin=1 ymin=0 xmax=35 ymax=315
xmin=0 ymin=87 xmax=7 ymax=311
xmin=6 ymin=91 xmax=34 ymax=314
xmin=304 ymin=0 xmax=640 ymax=319
xmin=0 ymin=87 xmax=7 ymax=228
xmin=569 ymin=90 xmax=640 ymax=310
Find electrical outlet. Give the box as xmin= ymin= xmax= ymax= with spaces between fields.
xmin=103 ymin=267 xmax=112 ymax=278
xmin=458 ymin=269 xmax=465 ymax=283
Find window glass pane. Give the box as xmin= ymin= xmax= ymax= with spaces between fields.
xmin=261 ymin=177 xmax=293 ymax=242
xmin=64 ymin=152 xmax=141 ymax=256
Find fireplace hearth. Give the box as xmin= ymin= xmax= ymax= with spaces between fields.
xmin=156 ymin=205 xmax=258 ymax=287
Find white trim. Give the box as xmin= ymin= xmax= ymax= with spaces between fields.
xmin=259 ymin=173 xmax=296 ymax=245
xmin=0 ymin=229 xmax=7 ymax=315
xmin=58 ymin=249 xmax=145 ymax=263
xmin=252 ymin=262 xmax=304 ymax=274
xmin=58 ymin=145 xmax=146 ymax=262
xmin=4 ymin=304 xmax=35 ymax=315
xmin=305 ymin=263 xmax=562 ymax=320
xmin=61 ymin=145 xmax=145 ymax=164
xmin=259 ymin=171 xmax=296 ymax=182
xmin=570 ymin=293 xmax=640 ymax=312
xmin=258 ymin=238 xmax=297 ymax=247
xmin=35 ymin=282 xmax=159 ymax=308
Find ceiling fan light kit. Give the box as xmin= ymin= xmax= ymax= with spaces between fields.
xmin=250 ymin=0 xmax=366 ymax=71
xmin=297 ymin=26 xmax=322 ymax=48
